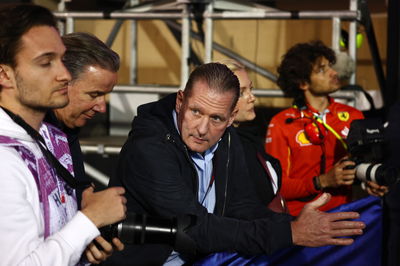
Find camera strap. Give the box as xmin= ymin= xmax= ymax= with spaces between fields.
xmin=1 ymin=107 xmax=89 ymax=190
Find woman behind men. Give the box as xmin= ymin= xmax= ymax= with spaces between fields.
xmin=223 ymin=60 xmax=286 ymax=212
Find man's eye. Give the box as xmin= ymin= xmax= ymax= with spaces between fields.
xmin=40 ymin=62 xmax=51 ymax=67
xmin=89 ymin=93 xmax=99 ymax=98
xmin=211 ymin=116 xmax=222 ymax=122
xmin=192 ymin=109 xmax=200 ymax=115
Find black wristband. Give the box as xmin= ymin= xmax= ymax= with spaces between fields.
xmin=313 ymin=176 xmax=322 ymax=190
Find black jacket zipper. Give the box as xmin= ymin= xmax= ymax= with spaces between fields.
xmin=221 ymin=132 xmax=230 ymax=216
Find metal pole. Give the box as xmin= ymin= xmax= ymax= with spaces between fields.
xmin=128 ymin=0 xmax=140 ymax=84
xmin=54 ymin=12 xmax=186 ymax=19
xmin=165 ymin=20 xmax=277 ymax=82
xmin=129 ymin=0 xmax=139 ymax=84
xmin=348 ymin=0 xmax=358 ymax=84
xmin=54 ymin=10 xmax=358 ymax=20
xmin=359 ymin=0 xmax=386 ymax=95
xmin=130 ymin=20 xmax=138 ymax=84
xmin=332 ymin=17 xmax=341 ymax=51
xmin=203 ymin=10 xmax=358 ymax=20
xmin=83 ymin=162 xmax=110 ymax=186
xmin=105 ymin=20 xmax=125 ymax=47
xmin=65 ymin=17 xmax=74 ymax=34
xmin=204 ymin=1 xmax=214 ymax=63
xmin=112 ymin=85 xmax=356 ymax=100
xmin=181 ymin=5 xmax=190 ymax=88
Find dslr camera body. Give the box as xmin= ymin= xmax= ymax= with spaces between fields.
xmin=347 ymin=118 xmax=398 ymax=186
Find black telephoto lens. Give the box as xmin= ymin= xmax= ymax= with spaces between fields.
xmin=100 ymin=213 xmax=176 ymax=245
xmin=99 ymin=212 xmax=197 ymax=255
xmin=117 ymin=213 xmax=177 ymax=245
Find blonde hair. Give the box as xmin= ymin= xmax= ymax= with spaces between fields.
xmin=217 ymin=59 xmax=245 ymax=73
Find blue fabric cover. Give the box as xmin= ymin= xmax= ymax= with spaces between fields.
xmin=195 ymin=196 xmax=382 ymax=266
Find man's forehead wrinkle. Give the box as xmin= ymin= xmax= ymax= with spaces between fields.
xmin=190 ymin=92 xmax=232 ymax=114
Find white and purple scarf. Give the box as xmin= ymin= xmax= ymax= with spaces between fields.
xmin=0 ymin=122 xmax=77 ymax=238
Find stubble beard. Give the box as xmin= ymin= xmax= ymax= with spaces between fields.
xmin=16 ymin=73 xmax=68 ymax=113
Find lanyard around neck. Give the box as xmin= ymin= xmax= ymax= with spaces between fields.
xmin=1 ymin=107 xmax=90 ymax=190
xmin=200 ymin=157 xmax=216 ymax=207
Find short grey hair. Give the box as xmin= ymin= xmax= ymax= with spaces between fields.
xmin=62 ymin=32 xmax=120 ymax=81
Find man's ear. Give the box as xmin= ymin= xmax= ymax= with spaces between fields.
xmin=299 ymin=81 xmax=309 ymax=92
xmin=227 ymin=106 xmax=238 ymax=128
xmin=0 ymin=64 xmax=14 ymax=89
xmin=175 ymin=90 xmax=184 ymax=114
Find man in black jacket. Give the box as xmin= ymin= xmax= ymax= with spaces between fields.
xmin=44 ymin=32 xmax=122 ymax=263
xmin=45 ymin=32 xmax=120 ymax=201
xmin=107 ymin=63 xmax=365 ymax=265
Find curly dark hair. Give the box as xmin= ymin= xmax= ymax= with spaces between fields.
xmin=277 ymin=40 xmax=336 ymax=107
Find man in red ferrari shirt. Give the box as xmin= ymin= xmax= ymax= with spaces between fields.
xmin=265 ymin=41 xmax=364 ymax=216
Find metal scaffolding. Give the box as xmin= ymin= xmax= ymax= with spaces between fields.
xmin=55 ymin=0 xmax=361 ymax=88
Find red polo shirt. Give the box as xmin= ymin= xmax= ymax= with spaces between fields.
xmin=265 ymin=98 xmax=364 ymax=216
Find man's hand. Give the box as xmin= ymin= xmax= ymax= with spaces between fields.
xmin=291 ymin=193 xmax=365 ymax=247
xmin=364 ymin=181 xmax=388 ymax=197
xmin=81 ymin=186 xmax=127 ymax=228
xmin=319 ymin=157 xmax=356 ymax=188
xmin=85 ymin=236 xmax=124 ymax=264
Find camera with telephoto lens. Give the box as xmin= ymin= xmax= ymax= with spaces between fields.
xmin=100 ymin=212 xmax=197 ymax=255
xmin=347 ymin=118 xmax=399 ymax=186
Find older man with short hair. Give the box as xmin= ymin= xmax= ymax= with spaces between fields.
xmin=107 ymin=62 xmax=366 ymax=265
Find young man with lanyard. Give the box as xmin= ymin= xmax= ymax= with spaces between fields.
xmin=0 ymin=4 xmax=126 ymax=265
xmin=265 ymin=41 xmax=365 ymax=216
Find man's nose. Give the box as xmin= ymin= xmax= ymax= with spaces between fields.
xmin=197 ymin=117 xmax=209 ymax=136
xmin=93 ymin=96 xmax=107 ymax=113
xmin=57 ymin=60 xmax=71 ymax=83
xmin=329 ymin=66 xmax=338 ymax=77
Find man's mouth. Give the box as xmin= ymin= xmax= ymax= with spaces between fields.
xmin=192 ymin=135 xmax=207 ymax=143
xmin=83 ymin=113 xmax=94 ymax=119
xmin=55 ymin=85 xmax=68 ymax=94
